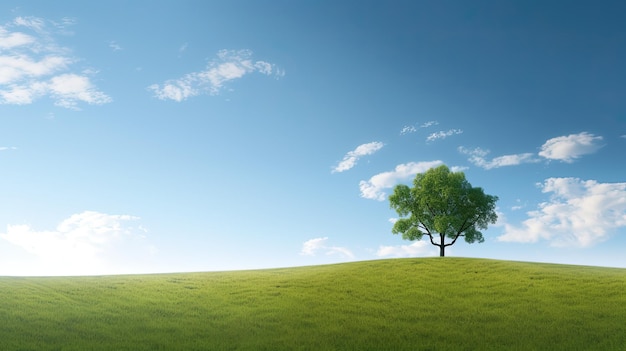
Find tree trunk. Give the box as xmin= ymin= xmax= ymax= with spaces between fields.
xmin=439 ymin=245 xmax=445 ymax=257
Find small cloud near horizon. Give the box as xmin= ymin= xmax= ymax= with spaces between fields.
xmin=0 ymin=211 xmax=155 ymax=276
xmin=300 ymin=237 xmax=354 ymax=259
xmin=376 ymin=240 xmax=437 ymax=258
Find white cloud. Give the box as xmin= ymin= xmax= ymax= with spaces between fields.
xmin=51 ymin=17 xmax=76 ymax=30
xmin=332 ymin=141 xmax=384 ymax=173
xmin=459 ymin=147 xmax=540 ymax=169
xmin=498 ymin=178 xmax=626 ymax=247
xmin=510 ymin=199 xmax=526 ymax=211
xmin=0 ymin=54 xmax=71 ymax=85
xmin=538 ymin=132 xmax=604 ymax=162
xmin=13 ymin=16 xmax=46 ymax=31
xmin=426 ymin=129 xmax=463 ymax=142
xmin=0 ymin=211 xmax=154 ymax=275
xmin=108 ymin=41 xmax=122 ymax=51
xmin=421 ymin=120 xmax=438 ymax=128
xmin=0 ymin=27 xmax=35 ymax=48
xmin=376 ymin=240 xmax=437 ymax=257
xmin=48 ymin=73 xmax=112 ymax=108
xmin=300 ymin=237 xmax=354 ymax=259
xmin=450 ymin=166 xmax=469 ymax=172
xmin=400 ymin=121 xmax=438 ymax=135
xmin=0 ymin=146 xmax=17 ymax=151
xmin=0 ymin=16 xmax=110 ymax=108
xmin=359 ymin=160 xmax=444 ymax=201
xmin=400 ymin=125 xmax=417 ymax=135
xmin=149 ymin=49 xmax=283 ymax=101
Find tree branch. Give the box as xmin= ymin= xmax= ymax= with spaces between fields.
xmin=444 ymin=217 xmax=470 ymax=247
xmin=419 ymin=220 xmax=438 ymax=247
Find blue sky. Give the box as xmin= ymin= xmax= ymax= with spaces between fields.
xmin=1 ymin=1 xmax=625 ymax=276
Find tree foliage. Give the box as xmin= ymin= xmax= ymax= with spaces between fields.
xmin=389 ymin=165 xmax=498 ymax=257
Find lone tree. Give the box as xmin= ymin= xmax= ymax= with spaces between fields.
xmin=389 ymin=165 xmax=498 ymax=257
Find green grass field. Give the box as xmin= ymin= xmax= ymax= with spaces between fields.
xmin=0 ymin=258 xmax=624 ymax=350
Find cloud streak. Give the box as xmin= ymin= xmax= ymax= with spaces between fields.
xmin=459 ymin=147 xmax=540 ymax=169
xmin=460 ymin=132 xmax=603 ymax=169
xmin=300 ymin=237 xmax=354 ymax=259
xmin=359 ymin=160 xmax=443 ymax=201
xmin=0 ymin=16 xmax=111 ymax=109
xmin=400 ymin=120 xmax=439 ymax=135
xmin=400 ymin=125 xmax=417 ymax=135
xmin=498 ymin=178 xmax=626 ymax=247
xmin=108 ymin=40 xmax=122 ymax=51
xmin=149 ymin=49 xmax=284 ymax=101
xmin=332 ymin=141 xmax=384 ymax=173
xmin=426 ymin=129 xmax=463 ymax=142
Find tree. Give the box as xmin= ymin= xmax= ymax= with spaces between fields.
xmin=389 ymin=165 xmax=498 ymax=257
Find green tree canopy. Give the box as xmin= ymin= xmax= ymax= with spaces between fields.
xmin=389 ymin=165 xmax=498 ymax=257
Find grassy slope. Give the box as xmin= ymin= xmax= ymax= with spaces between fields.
xmin=0 ymin=258 xmax=624 ymax=351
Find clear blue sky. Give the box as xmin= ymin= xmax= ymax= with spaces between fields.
xmin=1 ymin=0 xmax=624 ymax=276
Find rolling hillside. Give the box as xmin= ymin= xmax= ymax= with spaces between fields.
xmin=0 ymin=258 xmax=624 ymax=350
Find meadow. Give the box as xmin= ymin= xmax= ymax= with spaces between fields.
xmin=0 ymin=258 xmax=624 ymax=350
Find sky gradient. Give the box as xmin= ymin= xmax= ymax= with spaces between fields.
xmin=1 ymin=0 xmax=625 ymax=276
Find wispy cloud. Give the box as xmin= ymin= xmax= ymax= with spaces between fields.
xmin=0 ymin=16 xmax=111 ymax=109
xmin=538 ymin=132 xmax=604 ymax=162
xmin=458 ymin=147 xmax=540 ymax=169
xmin=376 ymin=240 xmax=437 ymax=257
xmin=400 ymin=125 xmax=417 ymax=135
xmin=0 ymin=146 xmax=17 ymax=151
xmin=498 ymin=178 xmax=626 ymax=247
xmin=400 ymin=120 xmax=438 ymax=135
xmin=51 ymin=17 xmax=76 ymax=32
xmin=332 ymin=141 xmax=384 ymax=173
xmin=426 ymin=129 xmax=463 ymax=142
xmin=300 ymin=237 xmax=354 ymax=259
xmin=108 ymin=40 xmax=122 ymax=51
xmin=13 ymin=16 xmax=45 ymax=31
xmin=459 ymin=132 xmax=604 ymax=169
xmin=359 ymin=160 xmax=444 ymax=201
xmin=148 ymin=49 xmax=284 ymax=102
xmin=511 ymin=199 xmax=526 ymax=211
xmin=421 ymin=120 xmax=438 ymax=128
xmin=0 ymin=211 xmax=155 ymax=276
xmin=177 ymin=43 xmax=188 ymax=59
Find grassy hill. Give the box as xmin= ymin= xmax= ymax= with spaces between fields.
xmin=0 ymin=258 xmax=624 ymax=350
